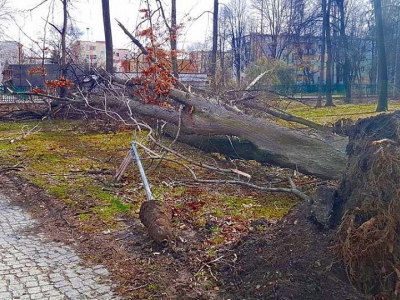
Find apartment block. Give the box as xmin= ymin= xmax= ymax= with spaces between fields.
xmin=70 ymin=41 xmax=106 ymax=68
xmin=0 ymin=41 xmax=22 ymax=82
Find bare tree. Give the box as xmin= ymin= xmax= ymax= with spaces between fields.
xmin=101 ymin=0 xmax=113 ymax=74
xmin=210 ymin=0 xmax=218 ymax=90
xmin=225 ymin=0 xmax=249 ymax=85
xmin=170 ymin=0 xmax=178 ymax=78
xmin=325 ymin=0 xmax=334 ymax=106
xmin=374 ymin=0 xmax=388 ymax=111
xmin=335 ymin=0 xmax=351 ymax=103
xmin=317 ymin=0 xmax=327 ymax=107
xmin=252 ymin=0 xmax=290 ymax=59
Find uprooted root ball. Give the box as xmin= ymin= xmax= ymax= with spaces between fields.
xmin=334 ymin=112 xmax=400 ymax=298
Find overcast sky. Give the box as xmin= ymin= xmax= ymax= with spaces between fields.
xmin=6 ymin=0 xmax=231 ymax=50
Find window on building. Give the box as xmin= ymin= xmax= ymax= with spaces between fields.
xmin=89 ymin=46 xmax=96 ymax=51
xmin=86 ymin=54 xmax=89 ymax=59
xmin=116 ymin=53 xmax=120 ymax=57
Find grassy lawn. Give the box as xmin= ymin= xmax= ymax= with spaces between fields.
xmin=288 ymin=101 xmax=400 ymax=126
xmin=0 ymin=119 xmax=296 ymax=240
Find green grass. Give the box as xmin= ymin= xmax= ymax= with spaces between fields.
xmin=288 ymin=102 xmax=400 ymax=126
xmin=0 ymin=120 xmax=141 ymax=228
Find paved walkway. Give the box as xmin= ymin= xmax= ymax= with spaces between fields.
xmin=0 ymin=194 xmax=120 ymax=300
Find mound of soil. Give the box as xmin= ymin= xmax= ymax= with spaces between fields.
xmin=221 ymin=202 xmax=369 ymax=300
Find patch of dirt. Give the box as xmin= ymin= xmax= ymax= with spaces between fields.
xmin=220 ymin=202 xmax=370 ymax=300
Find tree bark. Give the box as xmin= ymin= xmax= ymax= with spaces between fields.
xmin=60 ymin=0 xmax=68 ymax=98
xmin=374 ymin=0 xmax=388 ymax=112
xmin=210 ymin=0 xmax=218 ymax=91
xmin=336 ymin=0 xmax=351 ymax=103
xmin=102 ymin=0 xmax=114 ymax=74
xmin=325 ymin=0 xmax=334 ymax=107
xmin=317 ymin=0 xmax=327 ymax=108
xmin=170 ymin=0 xmax=179 ymax=78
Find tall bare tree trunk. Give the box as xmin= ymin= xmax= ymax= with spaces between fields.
xmin=210 ymin=0 xmax=218 ymax=91
xmin=336 ymin=0 xmax=351 ymax=103
xmin=60 ymin=0 xmax=68 ymax=98
xmin=317 ymin=0 xmax=327 ymax=108
xmin=102 ymin=0 xmax=114 ymax=74
xmin=170 ymin=0 xmax=179 ymax=78
xmin=374 ymin=0 xmax=388 ymax=112
xmin=325 ymin=0 xmax=334 ymax=107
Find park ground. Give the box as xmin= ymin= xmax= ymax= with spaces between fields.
xmin=0 ymin=100 xmax=395 ymax=299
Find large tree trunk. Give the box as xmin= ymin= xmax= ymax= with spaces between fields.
xmin=336 ymin=0 xmax=351 ymax=103
xmin=210 ymin=0 xmax=218 ymax=91
xmin=316 ymin=0 xmax=327 ymax=108
xmin=116 ymin=83 xmax=347 ymax=179
xmin=325 ymin=0 xmax=334 ymax=107
xmin=170 ymin=0 xmax=179 ymax=78
xmin=60 ymin=0 xmax=68 ymax=98
xmin=102 ymin=0 xmax=114 ymax=74
xmin=374 ymin=0 xmax=388 ymax=112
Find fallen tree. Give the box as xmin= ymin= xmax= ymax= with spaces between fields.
xmin=2 ymin=63 xmax=348 ymax=180
xmin=118 ymin=84 xmax=347 ymax=179
xmin=110 ymin=19 xmax=348 ymax=180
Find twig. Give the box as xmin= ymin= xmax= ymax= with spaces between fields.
xmin=126 ymin=284 xmax=148 ymax=292
xmin=195 ymin=255 xmax=225 ymax=277
xmin=0 ymin=166 xmax=23 ymax=173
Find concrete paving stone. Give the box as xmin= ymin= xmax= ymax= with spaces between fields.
xmin=48 ymin=296 xmax=65 ymax=300
xmin=16 ymin=295 xmax=31 ymax=300
xmin=54 ymin=280 xmax=69 ymax=289
xmin=0 ymin=292 xmax=12 ymax=299
xmin=20 ymin=276 xmax=37 ymax=283
xmin=30 ymin=293 xmax=45 ymax=300
xmin=0 ymin=194 xmax=120 ymax=299
xmin=27 ymin=287 xmax=41 ymax=294
xmin=25 ymin=281 xmax=39 ymax=288
xmin=43 ymin=290 xmax=63 ymax=297
xmin=41 ymin=285 xmax=53 ymax=292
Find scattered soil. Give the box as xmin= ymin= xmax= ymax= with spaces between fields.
xmin=220 ymin=201 xmax=370 ymax=299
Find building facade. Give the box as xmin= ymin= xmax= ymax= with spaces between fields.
xmin=70 ymin=41 xmax=107 ymax=68
xmin=113 ymin=49 xmax=131 ymax=72
xmin=240 ymin=33 xmax=373 ymax=86
xmin=0 ymin=41 xmax=22 ymax=82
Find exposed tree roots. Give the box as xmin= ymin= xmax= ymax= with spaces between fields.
xmin=334 ymin=112 xmax=400 ymax=298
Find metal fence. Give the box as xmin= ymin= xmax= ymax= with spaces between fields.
xmin=0 ymin=86 xmax=44 ymax=103
xmin=256 ymin=84 xmax=381 ymax=97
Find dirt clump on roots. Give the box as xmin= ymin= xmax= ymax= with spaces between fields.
xmin=333 ymin=111 xmax=400 ymax=298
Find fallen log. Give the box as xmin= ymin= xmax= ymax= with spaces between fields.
xmin=119 ymin=85 xmax=347 ymax=179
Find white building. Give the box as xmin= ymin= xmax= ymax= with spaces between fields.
xmin=0 ymin=41 xmax=22 ymax=82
